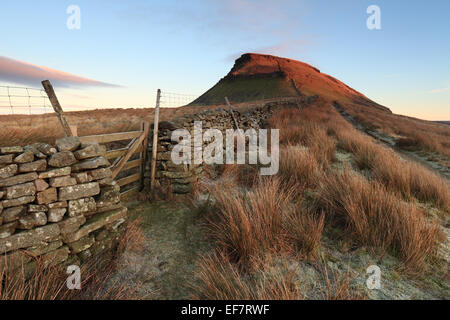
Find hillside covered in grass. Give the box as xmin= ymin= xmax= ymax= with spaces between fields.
xmin=191 ymin=53 xmax=389 ymax=112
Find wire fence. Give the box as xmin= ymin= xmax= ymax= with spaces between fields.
xmin=0 ymin=84 xmax=200 ymax=115
xmin=159 ymin=91 xmax=198 ymax=108
xmin=0 ymin=85 xmax=52 ymax=115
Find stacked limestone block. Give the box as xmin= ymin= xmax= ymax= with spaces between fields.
xmin=146 ymin=98 xmax=302 ymax=196
xmin=0 ymin=137 xmax=127 ymax=273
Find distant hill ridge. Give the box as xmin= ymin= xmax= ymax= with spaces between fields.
xmin=191 ymin=53 xmax=390 ymax=113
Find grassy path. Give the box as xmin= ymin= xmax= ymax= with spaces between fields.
xmin=115 ymin=200 xmax=212 ymax=299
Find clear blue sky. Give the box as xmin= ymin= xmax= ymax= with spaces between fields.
xmin=0 ymin=0 xmax=449 ymax=120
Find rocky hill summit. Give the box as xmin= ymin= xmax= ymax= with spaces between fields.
xmin=192 ymin=53 xmax=390 ymax=113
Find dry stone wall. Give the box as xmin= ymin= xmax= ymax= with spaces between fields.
xmin=146 ymin=97 xmax=313 ymax=196
xmin=0 ymin=137 xmax=127 ymax=274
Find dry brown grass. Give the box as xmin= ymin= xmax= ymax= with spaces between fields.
xmin=205 ymin=177 xmax=295 ymax=269
xmin=200 ymin=175 xmax=324 ymax=268
xmin=283 ymin=208 xmax=325 ymax=259
xmin=116 ymin=217 xmax=146 ymax=254
xmin=0 ymin=254 xmax=141 ymax=300
xmin=190 ymin=100 xmax=448 ymax=299
xmin=269 ymin=104 xmax=337 ymax=166
xmin=342 ymin=102 xmax=450 ymax=157
xmin=0 ymin=218 xmax=146 ymax=300
xmin=279 ymin=145 xmax=322 ymax=189
xmin=191 ymin=250 xmax=302 ymax=300
xmin=320 ymin=265 xmax=365 ymax=300
xmin=335 ymin=126 xmax=450 ymax=210
xmin=220 ymin=163 xmax=260 ymax=188
xmin=268 ymin=103 xmax=448 ymax=272
xmin=0 ymin=254 xmax=71 ymax=300
xmin=314 ymin=168 xmax=443 ymax=271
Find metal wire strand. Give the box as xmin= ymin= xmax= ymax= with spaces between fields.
xmin=0 ymin=85 xmax=51 ymax=115
xmin=0 ymin=85 xmax=199 ymax=114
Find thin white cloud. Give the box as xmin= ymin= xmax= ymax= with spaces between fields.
xmin=0 ymin=56 xmax=121 ymax=88
xmin=429 ymin=85 xmax=450 ymax=94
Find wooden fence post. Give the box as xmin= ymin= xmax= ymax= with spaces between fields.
xmin=225 ymin=96 xmax=240 ymax=130
xmin=140 ymin=121 xmax=150 ymax=191
xmin=150 ymin=89 xmax=161 ymax=194
xmin=70 ymin=125 xmax=78 ymax=136
xmin=41 ymin=80 xmax=73 ymax=137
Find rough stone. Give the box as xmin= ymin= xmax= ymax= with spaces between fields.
xmin=59 ymin=182 xmax=100 ymax=201
xmin=0 ymin=164 xmax=18 ymax=179
xmin=28 ymin=204 xmax=48 ymax=212
xmin=48 ymin=208 xmax=67 ymax=222
xmin=24 ymin=145 xmax=47 ymax=159
xmin=172 ymin=183 xmax=193 ymax=194
xmin=18 ymin=212 xmax=47 ymax=230
xmin=57 ymin=215 xmax=86 ymax=236
xmin=68 ymin=197 xmax=96 ymax=216
xmin=28 ymin=239 xmax=63 ymax=256
xmin=96 ymin=183 xmax=120 ymax=208
xmin=71 ymin=156 xmax=110 ymax=172
xmin=88 ymin=167 xmax=112 ymax=180
xmin=0 ymin=221 xmax=18 ymax=239
xmin=172 ymin=175 xmax=199 ymax=184
xmin=73 ymin=143 xmax=106 ymax=160
xmin=2 ymin=196 xmax=35 ymax=208
xmin=71 ymin=172 xmax=91 ymax=184
xmin=0 ymin=172 xmax=38 ymax=187
xmin=156 ymin=152 xmax=172 ymax=161
xmin=158 ymin=170 xmax=193 ymax=179
xmin=1 ymin=206 xmax=26 ymax=223
xmin=90 ymin=234 xmax=115 ymax=256
xmin=106 ymin=217 xmax=126 ymax=231
xmin=97 ymin=177 xmax=114 ymax=186
xmin=67 ymin=235 xmax=95 ymax=254
xmin=55 ymin=136 xmax=81 ymax=152
xmin=0 ymin=224 xmax=60 ymax=253
xmin=94 ymin=203 xmax=123 ymax=215
xmin=32 ymin=143 xmax=57 ymax=156
xmin=78 ymin=248 xmax=93 ymax=262
xmin=36 ymin=188 xmax=57 ymax=204
xmin=48 ymin=151 xmax=77 ymax=168
xmin=94 ymin=228 xmax=110 ymax=241
xmin=19 ymin=159 xmax=47 ymax=172
xmin=40 ymin=246 xmax=70 ymax=266
xmin=49 ymin=175 xmax=77 ymax=187
xmin=14 ymin=151 xmax=34 ymax=163
xmin=0 ymin=154 xmax=14 ymax=165
xmin=1 ymin=146 xmax=23 ymax=154
xmin=39 ymin=167 xmax=71 ymax=179
xmin=5 ymin=182 xmax=36 ymax=199
xmin=63 ymin=207 xmax=126 ymax=243
xmin=48 ymin=201 xmax=67 ymax=209
xmin=34 ymin=179 xmax=49 ymax=192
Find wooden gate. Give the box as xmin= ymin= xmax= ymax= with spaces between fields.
xmin=78 ymin=122 xmax=149 ymax=198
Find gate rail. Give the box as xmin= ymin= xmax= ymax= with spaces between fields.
xmin=77 ymin=122 xmax=149 ymax=197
